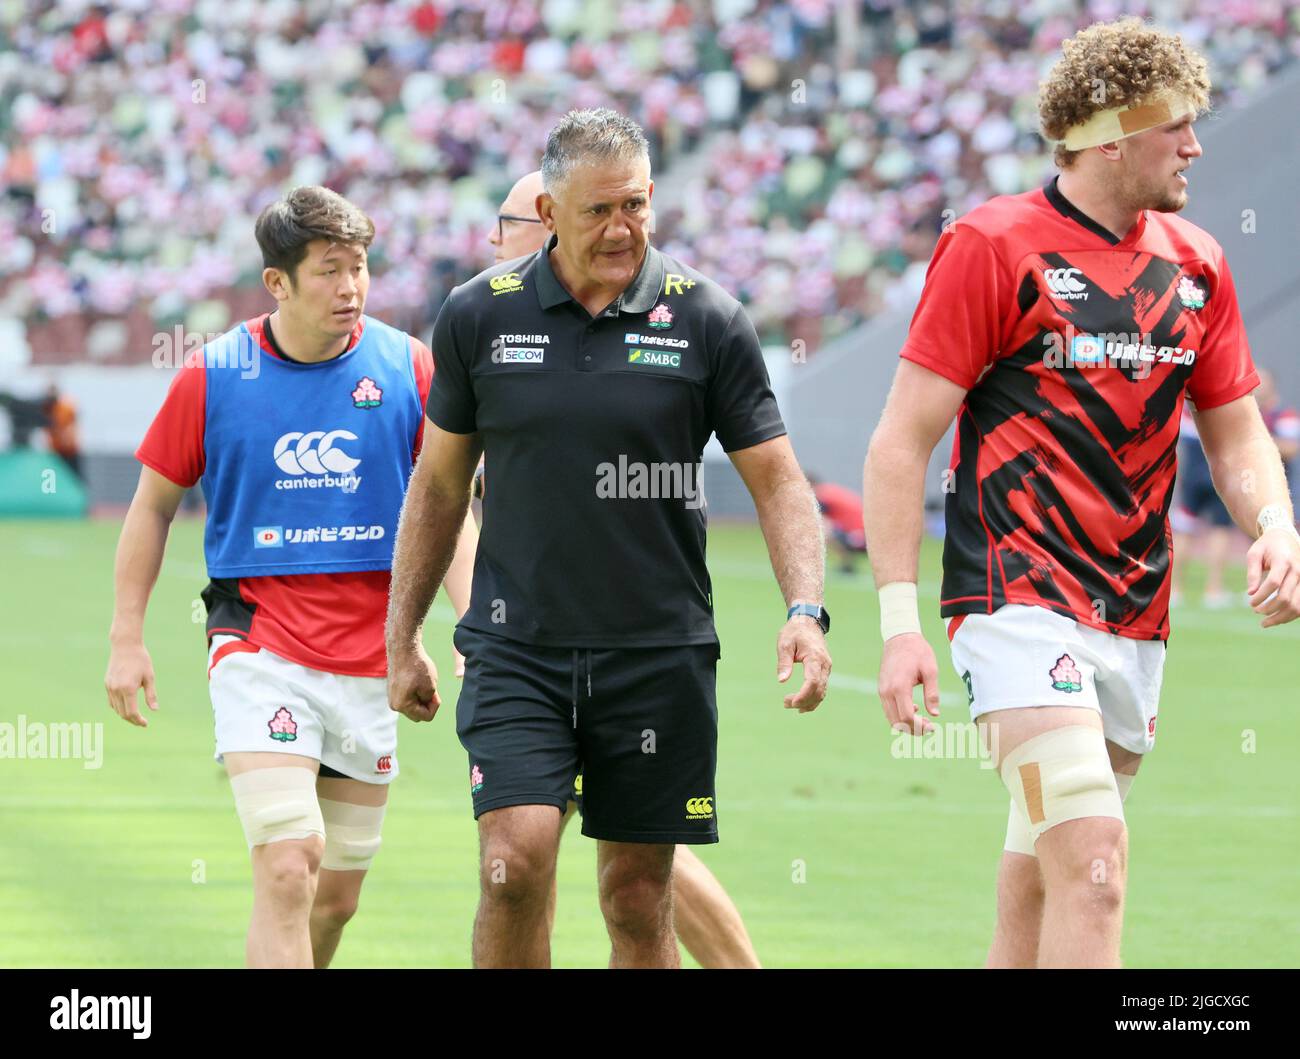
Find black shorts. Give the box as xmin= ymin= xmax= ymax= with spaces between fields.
xmin=453 ymin=625 xmax=720 ymax=845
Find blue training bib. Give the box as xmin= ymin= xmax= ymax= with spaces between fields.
xmin=201 ymin=315 xmax=421 ymax=577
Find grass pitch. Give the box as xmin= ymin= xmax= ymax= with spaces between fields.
xmin=1 ymin=518 xmax=1296 ymax=967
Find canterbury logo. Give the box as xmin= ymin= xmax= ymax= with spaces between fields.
xmin=273 ymin=430 xmax=360 ymax=475
xmin=489 ymin=272 xmax=523 ymax=294
xmin=1043 ymin=267 xmax=1089 ymax=300
xmin=685 ymin=797 xmax=714 ymax=818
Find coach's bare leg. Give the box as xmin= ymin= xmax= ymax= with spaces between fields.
xmin=310 ymin=775 xmax=388 ymax=968
xmin=671 ymin=846 xmax=761 ymax=968
xmin=978 ymin=708 xmax=1127 ymax=968
xmin=546 ymin=802 xmax=580 ymax=939
xmin=597 ymin=841 xmax=677 ymax=968
xmin=226 ymin=752 xmax=323 ymax=969
xmin=474 ymin=804 xmax=563 ymax=968
xmin=553 ymin=806 xmax=756 ymax=966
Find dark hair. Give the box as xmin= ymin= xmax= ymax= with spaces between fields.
xmin=254 ymin=186 xmax=375 ymax=282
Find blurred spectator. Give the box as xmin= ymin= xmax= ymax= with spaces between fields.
xmin=43 ymin=382 xmax=81 ymax=479
xmin=1258 ymin=369 xmax=1300 ymax=492
xmin=808 ymin=471 xmax=866 ymax=575
xmin=0 ymin=390 xmax=49 ymax=448
xmin=1172 ymin=407 xmax=1237 ymax=609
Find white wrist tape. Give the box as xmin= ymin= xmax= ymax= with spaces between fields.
xmin=1256 ymin=503 xmax=1300 ymax=540
xmin=879 ymin=581 xmax=923 ymax=642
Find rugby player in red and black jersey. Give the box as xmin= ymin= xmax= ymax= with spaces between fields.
xmin=863 ymin=20 xmax=1299 ymax=967
xmin=105 ymin=187 xmax=477 ymax=968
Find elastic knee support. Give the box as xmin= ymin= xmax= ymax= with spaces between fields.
xmin=1000 ymin=726 xmax=1124 ymax=855
xmin=319 ymin=798 xmax=386 ymax=872
xmin=230 ymin=767 xmax=325 ymax=848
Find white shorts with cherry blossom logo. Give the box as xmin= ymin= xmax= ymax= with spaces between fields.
xmin=947 ymin=604 xmax=1165 ymax=755
xmin=207 ymin=635 xmax=398 ymax=783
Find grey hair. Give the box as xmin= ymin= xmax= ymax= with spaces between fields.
xmin=541 ymin=109 xmax=650 ymax=195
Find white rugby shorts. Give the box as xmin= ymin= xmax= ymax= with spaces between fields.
xmin=207 ymin=635 xmax=398 ymax=782
xmin=948 ymin=604 xmax=1165 ymax=754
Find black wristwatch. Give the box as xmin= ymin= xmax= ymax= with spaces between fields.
xmin=787 ymin=602 xmax=830 ymax=635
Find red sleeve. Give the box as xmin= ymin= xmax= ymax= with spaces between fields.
xmin=135 ymin=352 xmax=206 ymax=487
xmin=411 ymin=337 xmax=434 ymax=456
xmin=1186 ymin=253 xmax=1259 ymax=411
xmin=899 ymin=223 xmax=1011 ymax=390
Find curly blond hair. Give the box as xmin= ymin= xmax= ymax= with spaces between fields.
xmin=1039 ymin=18 xmax=1211 ymax=168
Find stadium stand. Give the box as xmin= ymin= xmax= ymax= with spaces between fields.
xmin=4 ymin=0 xmax=1297 ymax=365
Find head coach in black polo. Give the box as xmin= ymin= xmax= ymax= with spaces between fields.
xmin=386 ymin=108 xmax=830 ymax=969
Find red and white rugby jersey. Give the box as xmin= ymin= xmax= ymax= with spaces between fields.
xmin=136 ymin=313 xmax=434 ymax=676
xmin=902 ymin=177 xmax=1258 ymax=641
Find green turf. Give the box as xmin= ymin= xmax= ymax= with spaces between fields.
xmin=0 ymin=518 xmax=1296 ymax=967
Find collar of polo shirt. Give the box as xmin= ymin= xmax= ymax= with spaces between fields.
xmin=534 ymin=233 xmax=667 ymax=316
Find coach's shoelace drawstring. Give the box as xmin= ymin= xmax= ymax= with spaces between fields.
xmin=571 ymin=650 xmax=594 ymax=729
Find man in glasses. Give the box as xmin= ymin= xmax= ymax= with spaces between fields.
xmin=488 ymin=171 xmax=547 ymax=264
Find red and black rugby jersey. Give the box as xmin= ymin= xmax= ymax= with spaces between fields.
xmin=902 ymin=177 xmax=1258 ymax=641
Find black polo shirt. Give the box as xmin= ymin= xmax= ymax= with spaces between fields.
xmin=427 ymin=235 xmax=786 ymax=648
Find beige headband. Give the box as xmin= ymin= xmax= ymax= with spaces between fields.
xmin=1062 ymin=93 xmax=1196 ymax=151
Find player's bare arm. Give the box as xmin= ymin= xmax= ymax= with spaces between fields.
xmin=443 ymin=509 xmax=479 ymax=618
xmin=863 ymin=359 xmax=967 ymax=734
xmin=1194 ymin=395 xmax=1300 ymax=627
xmin=729 ymin=434 xmax=831 ymax=713
xmin=385 ymin=418 xmax=483 ymax=721
xmin=105 ymin=466 xmax=187 ymax=727
xmin=444 ymin=509 xmax=480 ymax=676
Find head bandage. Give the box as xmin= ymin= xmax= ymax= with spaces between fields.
xmin=1062 ymin=92 xmax=1196 ymax=151
xmin=230 ymin=766 xmax=325 ymax=849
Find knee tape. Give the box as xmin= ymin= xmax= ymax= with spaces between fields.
xmin=230 ymin=767 xmax=325 ymax=849
xmin=999 ymin=726 xmax=1123 ymax=849
xmin=1004 ymin=765 xmax=1135 ymax=856
xmin=1003 ymin=798 xmax=1038 ymax=857
xmin=1114 ymin=771 xmax=1135 ymax=802
xmin=319 ymin=798 xmax=386 ymax=872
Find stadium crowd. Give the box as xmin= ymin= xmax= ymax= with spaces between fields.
xmin=3 ymin=0 xmax=1298 ymax=360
